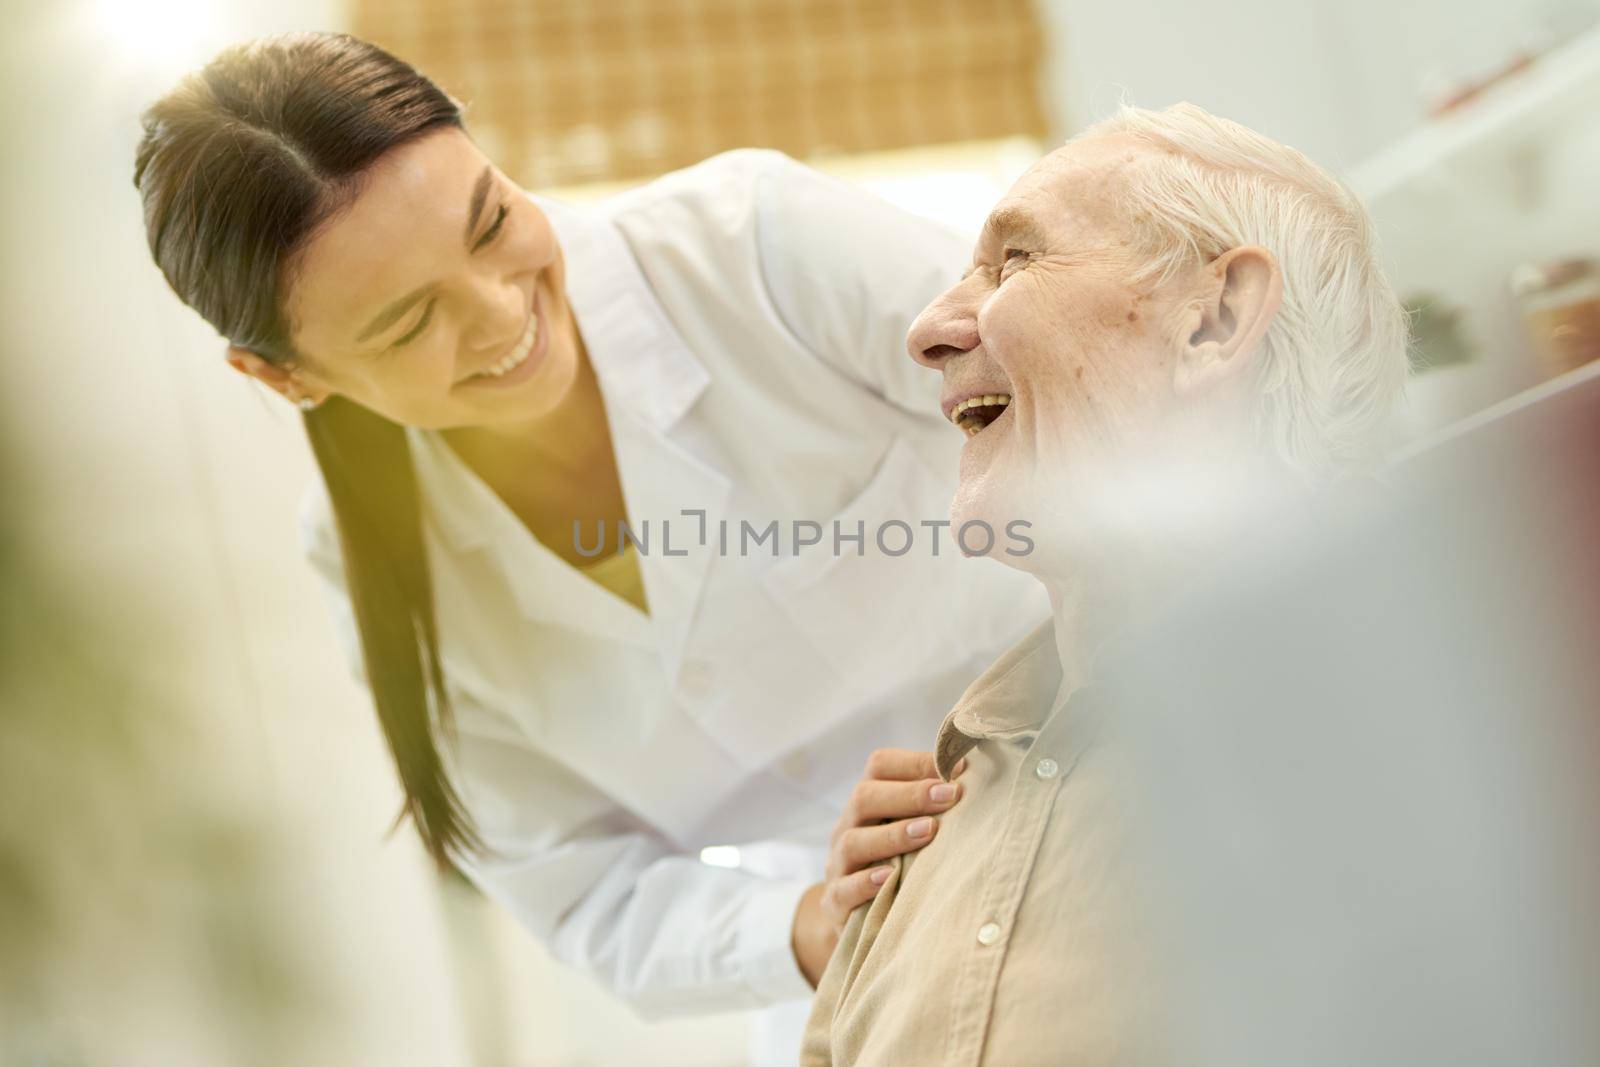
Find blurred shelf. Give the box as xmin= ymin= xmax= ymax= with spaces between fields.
xmin=1350 ymin=23 xmax=1600 ymax=204
xmin=1395 ymin=355 xmax=1600 ymax=462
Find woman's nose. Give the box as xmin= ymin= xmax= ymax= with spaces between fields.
xmin=906 ymin=289 xmax=980 ymax=369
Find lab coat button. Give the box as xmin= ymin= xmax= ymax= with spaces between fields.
xmin=679 ymin=660 xmax=715 ymax=697
xmin=1035 ymin=758 xmax=1059 ymax=780
xmin=976 ymin=921 xmax=1002 ymax=946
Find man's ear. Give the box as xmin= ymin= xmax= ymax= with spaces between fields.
xmin=1173 ymin=246 xmax=1283 ymax=397
xmin=225 ymin=345 xmax=326 ymax=407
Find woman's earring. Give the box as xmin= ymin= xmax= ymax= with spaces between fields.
xmin=287 ymin=383 xmax=320 ymax=412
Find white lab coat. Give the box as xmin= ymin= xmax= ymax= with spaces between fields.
xmin=299 ymin=149 xmax=1050 ymax=1061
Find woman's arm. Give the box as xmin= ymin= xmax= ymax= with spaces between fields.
xmin=298 ymin=487 xmax=815 ymax=1016
xmin=447 ymin=725 xmax=817 ymax=1016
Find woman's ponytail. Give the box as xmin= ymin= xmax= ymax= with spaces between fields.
xmin=134 ymin=31 xmax=483 ymax=864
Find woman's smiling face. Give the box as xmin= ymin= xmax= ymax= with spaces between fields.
xmin=276 ymin=125 xmax=581 ymax=429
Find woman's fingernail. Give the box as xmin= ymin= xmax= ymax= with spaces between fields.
xmin=907 ymin=817 xmax=934 ymax=839
xmin=870 ymin=866 xmax=891 ymax=885
xmin=929 ymin=783 xmax=957 ymax=804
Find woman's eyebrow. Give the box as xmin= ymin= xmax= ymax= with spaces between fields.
xmin=352 ymin=164 xmax=495 ymax=345
xmin=462 ymin=164 xmax=493 ymax=246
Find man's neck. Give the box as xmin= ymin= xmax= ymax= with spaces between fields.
xmin=1036 ymin=564 xmax=1143 ymax=710
xmin=1030 ymin=455 xmax=1301 ymax=703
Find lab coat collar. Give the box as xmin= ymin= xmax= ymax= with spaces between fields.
xmin=405 ymin=194 xmax=727 ymax=666
xmin=407 ymin=425 xmax=657 ymax=649
xmin=408 ymin=424 xmax=493 ymax=555
xmin=535 ymin=193 xmax=711 ymax=432
xmin=538 ymin=193 xmax=731 ymax=675
xmin=407 ymin=191 xmax=711 ymax=559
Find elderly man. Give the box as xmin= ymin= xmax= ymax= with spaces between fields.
xmin=799 ymin=102 xmax=1409 ymax=1066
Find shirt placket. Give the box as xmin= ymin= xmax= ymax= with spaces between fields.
xmin=941 ymin=735 xmax=1069 ymax=1066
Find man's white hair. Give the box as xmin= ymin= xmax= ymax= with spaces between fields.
xmin=1080 ymin=102 xmax=1411 ymax=479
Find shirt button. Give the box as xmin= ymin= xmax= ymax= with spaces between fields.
xmin=976 ymin=921 xmax=1002 ymax=946
xmin=1035 ymin=758 xmax=1060 ymax=780
xmin=679 ymin=660 xmax=715 ymax=698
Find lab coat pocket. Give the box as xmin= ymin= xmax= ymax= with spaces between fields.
xmin=758 ymin=435 xmax=984 ymax=696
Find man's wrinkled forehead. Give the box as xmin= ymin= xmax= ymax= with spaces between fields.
xmin=983 ymin=136 xmax=1153 ymax=245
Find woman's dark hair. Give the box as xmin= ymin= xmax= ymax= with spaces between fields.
xmin=132 ymin=31 xmax=483 ymax=865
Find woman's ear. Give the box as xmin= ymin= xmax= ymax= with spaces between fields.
xmin=225 ymin=345 xmax=326 ymax=408
xmin=1173 ymin=246 xmax=1283 ymax=397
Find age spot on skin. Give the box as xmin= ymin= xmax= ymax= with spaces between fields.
xmin=1075 ymin=366 xmax=1085 ymax=381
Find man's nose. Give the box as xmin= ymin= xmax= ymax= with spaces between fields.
xmin=907 ymin=288 xmax=980 ymax=369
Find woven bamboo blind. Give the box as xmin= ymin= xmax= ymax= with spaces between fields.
xmin=347 ymin=0 xmax=1049 ymax=188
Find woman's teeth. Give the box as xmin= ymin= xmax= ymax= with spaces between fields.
xmin=950 ymin=393 xmax=1012 ymax=436
xmin=471 ymin=312 xmax=538 ymax=380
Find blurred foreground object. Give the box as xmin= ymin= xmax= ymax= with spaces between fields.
xmin=1098 ymin=362 xmax=1600 ymax=1065
xmin=0 ymin=447 xmax=321 ymax=1062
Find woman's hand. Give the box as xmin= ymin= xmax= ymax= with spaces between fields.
xmin=791 ymin=748 xmax=966 ymax=986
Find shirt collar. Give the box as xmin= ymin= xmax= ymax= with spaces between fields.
xmin=935 ymin=617 xmax=1066 ymax=779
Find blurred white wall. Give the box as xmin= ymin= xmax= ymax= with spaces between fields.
xmin=1039 ymin=0 xmax=1598 ymax=166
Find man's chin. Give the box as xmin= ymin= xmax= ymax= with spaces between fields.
xmin=950 ymin=473 xmax=1030 ymax=565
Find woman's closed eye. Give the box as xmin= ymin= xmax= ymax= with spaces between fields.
xmin=1000 ymin=248 xmax=1030 ymax=277
xmin=470 ymin=202 xmax=510 ymax=253
xmin=391 ymin=299 xmax=436 ymax=349
xmin=389 ymin=200 xmax=513 ymax=351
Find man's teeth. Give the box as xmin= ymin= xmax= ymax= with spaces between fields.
xmin=472 ymin=313 xmax=538 ymax=380
xmin=950 ymin=393 xmax=1012 ymax=419
xmin=949 ymin=393 xmax=1012 ymax=436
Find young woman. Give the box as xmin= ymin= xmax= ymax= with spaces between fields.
xmin=132 ymin=30 xmax=1046 ymax=1060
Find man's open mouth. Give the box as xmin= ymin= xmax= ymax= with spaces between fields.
xmin=949 ymin=394 xmax=1012 ymax=437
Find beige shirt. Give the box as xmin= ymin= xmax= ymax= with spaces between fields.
xmin=801 ymin=618 xmax=1165 ymax=1066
